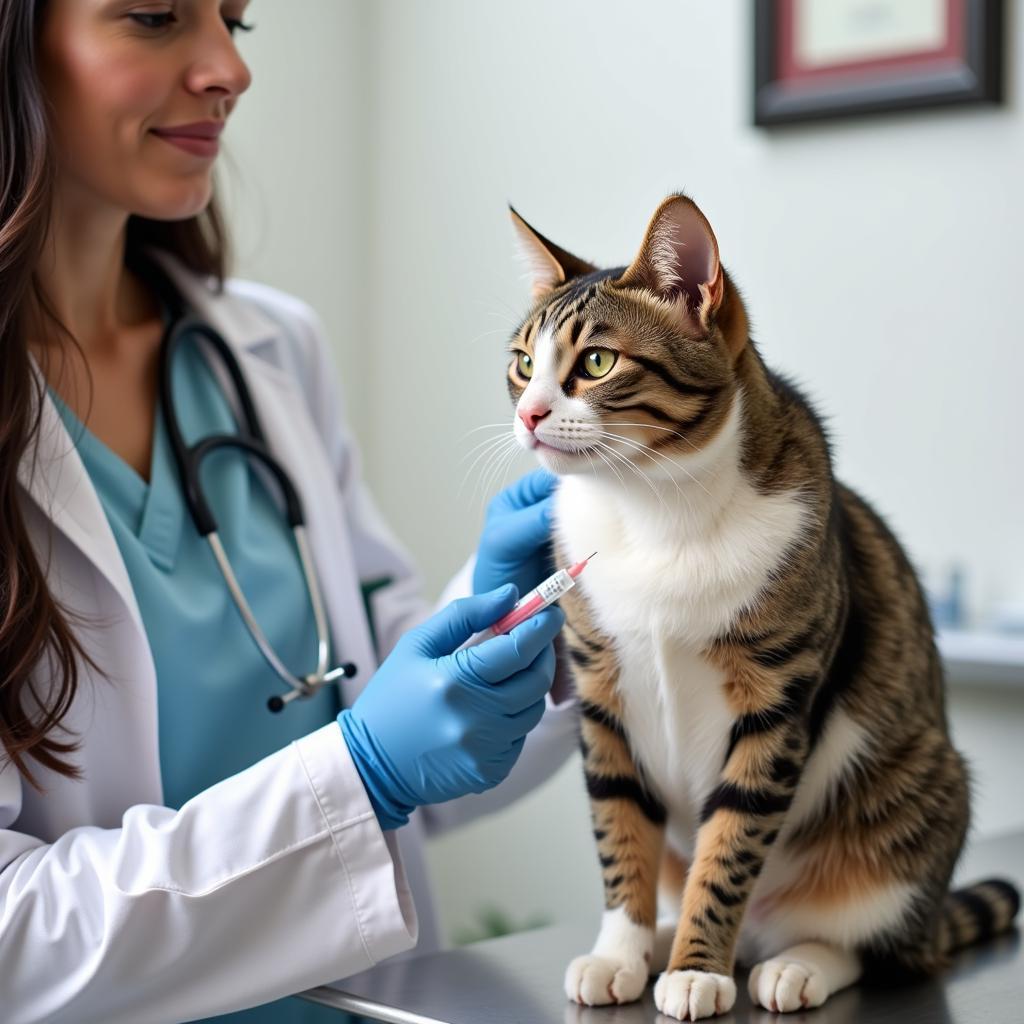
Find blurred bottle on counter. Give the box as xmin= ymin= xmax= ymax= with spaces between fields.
xmin=927 ymin=564 xmax=966 ymax=630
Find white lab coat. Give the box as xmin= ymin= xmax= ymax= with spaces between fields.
xmin=1 ymin=249 xmax=580 ymax=1024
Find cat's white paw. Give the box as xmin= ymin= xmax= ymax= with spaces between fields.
xmin=654 ymin=969 xmax=736 ymax=1020
xmin=564 ymin=953 xmax=648 ymax=1006
xmin=748 ymin=957 xmax=829 ymax=1012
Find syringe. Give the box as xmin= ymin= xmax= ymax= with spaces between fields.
xmin=490 ymin=551 xmax=596 ymax=634
xmin=460 ymin=552 xmax=596 ymax=650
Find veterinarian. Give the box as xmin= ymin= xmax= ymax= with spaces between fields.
xmin=0 ymin=2 xmax=578 ymax=1021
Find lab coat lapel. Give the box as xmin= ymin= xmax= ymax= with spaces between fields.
xmin=148 ymin=249 xmax=281 ymax=354
xmin=17 ymin=368 xmax=147 ymax=637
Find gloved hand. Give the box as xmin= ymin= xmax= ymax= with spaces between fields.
xmin=338 ymin=585 xmax=564 ymax=830
xmin=473 ymin=469 xmax=558 ymax=598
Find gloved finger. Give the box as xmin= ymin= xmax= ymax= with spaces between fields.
xmin=488 ymin=468 xmax=558 ymax=515
xmin=454 ymin=606 xmax=564 ymax=685
xmin=495 ymin=734 xmax=527 ymax=776
xmin=504 ymin=697 xmax=546 ymax=737
xmin=486 ymin=496 xmax=555 ymax=561
xmin=412 ymin=585 xmax=519 ymax=656
xmin=467 ymin=642 xmax=556 ymax=713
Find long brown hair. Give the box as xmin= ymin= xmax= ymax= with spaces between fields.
xmin=1 ymin=0 xmax=232 ymax=790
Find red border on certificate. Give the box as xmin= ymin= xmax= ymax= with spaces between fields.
xmin=776 ymin=0 xmax=964 ymax=85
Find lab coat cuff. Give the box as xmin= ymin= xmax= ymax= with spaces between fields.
xmin=294 ymin=722 xmax=418 ymax=966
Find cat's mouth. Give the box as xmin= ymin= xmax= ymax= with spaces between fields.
xmin=528 ymin=435 xmax=599 ymax=475
xmin=531 ymin=435 xmax=590 ymax=456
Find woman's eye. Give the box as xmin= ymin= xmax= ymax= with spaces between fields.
xmin=581 ymin=348 xmax=617 ymax=379
xmin=128 ymin=12 xmax=254 ymax=34
xmin=129 ymin=11 xmax=176 ymax=30
xmin=516 ymin=352 xmax=534 ymax=379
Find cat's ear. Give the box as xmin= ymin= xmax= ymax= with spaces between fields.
xmin=509 ymin=206 xmax=597 ymax=300
xmin=619 ymin=194 xmax=740 ymax=347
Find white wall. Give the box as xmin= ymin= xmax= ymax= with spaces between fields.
xmin=222 ymin=0 xmax=369 ymax=423
xmin=227 ymin=0 xmax=1024 ymax=945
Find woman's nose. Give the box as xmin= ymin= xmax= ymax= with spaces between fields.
xmin=518 ymin=406 xmax=551 ymax=432
xmin=185 ymin=24 xmax=253 ymax=100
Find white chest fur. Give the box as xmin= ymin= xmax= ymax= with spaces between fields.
xmin=554 ymin=407 xmax=809 ymax=845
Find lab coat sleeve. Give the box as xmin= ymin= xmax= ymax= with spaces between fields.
xmin=0 ymin=722 xmax=417 ymax=1024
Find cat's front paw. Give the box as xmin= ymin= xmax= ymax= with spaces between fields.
xmin=748 ymin=957 xmax=828 ymax=1013
xmin=564 ymin=953 xmax=648 ymax=1006
xmin=654 ymin=969 xmax=736 ymax=1021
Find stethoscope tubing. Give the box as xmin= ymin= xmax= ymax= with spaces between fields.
xmin=145 ymin=258 xmax=355 ymax=711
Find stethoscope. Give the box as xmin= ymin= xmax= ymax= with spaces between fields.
xmin=131 ymin=250 xmax=357 ymax=713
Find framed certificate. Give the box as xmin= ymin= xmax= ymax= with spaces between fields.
xmin=753 ymin=0 xmax=1004 ymax=126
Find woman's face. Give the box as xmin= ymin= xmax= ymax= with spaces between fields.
xmin=38 ymin=0 xmax=253 ymax=222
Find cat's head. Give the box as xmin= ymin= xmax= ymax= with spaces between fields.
xmin=506 ymin=194 xmax=749 ymax=479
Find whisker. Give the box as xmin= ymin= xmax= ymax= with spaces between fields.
xmin=479 ymin=440 xmax=525 ymax=506
xmin=602 ymin=432 xmax=708 ymax=499
xmin=491 ymin=296 xmax=527 ymax=323
xmin=599 ymin=421 xmax=703 ymax=455
xmin=458 ymin=434 xmax=519 ymax=499
xmin=485 ymin=310 xmax=520 ymax=327
xmin=594 ymin=440 xmax=670 ymax=513
xmin=595 ymin=434 xmax=700 ymax=518
xmin=466 ymin=326 xmax=519 ymax=347
xmin=590 ymin=442 xmax=626 ymax=491
xmin=599 ymin=430 xmax=715 ymax=499
xmin=458 ymin=439 xmax=515 ymax=497
xmin=598 ymin=434 xmax=688 ymax=509
xmin=475 ymin=444 xmax=507 ymax=504
xmin=459 ymin=430 xmax=515 ymax=468
xmin=459 ymin=421 xmax=517 ymax=444
xmin=476 ymin=433 xmax=523 ymax=500
xmin=458 ymin=439 xmax=510 ymax=503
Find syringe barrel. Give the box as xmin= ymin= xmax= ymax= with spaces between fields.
xmin=528 ymin=569 xmax=575 ymax=607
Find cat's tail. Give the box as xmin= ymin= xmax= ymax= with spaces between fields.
xmin=938 ymin=878 xmax=1021 ymax=954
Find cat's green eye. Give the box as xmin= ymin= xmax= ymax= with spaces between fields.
xmin=581 ymin=348 xmax=617 ymax=379
xmin=516 ymin=352 xmax=534 ymax=379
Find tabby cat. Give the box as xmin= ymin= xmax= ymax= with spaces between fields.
xmin=504 ymin=194 xmax=1020 ymax=1019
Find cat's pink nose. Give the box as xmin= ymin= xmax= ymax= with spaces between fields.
xmin=519 ymin=406 xmax=551 ymax=432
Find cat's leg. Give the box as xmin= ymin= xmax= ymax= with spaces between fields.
xmin=562 ymin=627 xmax=666 ymax=1007
xmin=655 ymin=674 xmax=814 ymax=1021
xmin=748 ymin=942 xmax=860 ymax=1012
xmin=652 ymin=848 xmax=690 ymax=972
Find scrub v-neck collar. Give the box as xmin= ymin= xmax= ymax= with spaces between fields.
xmin=48 ymin=389 xmax=185 ymax=573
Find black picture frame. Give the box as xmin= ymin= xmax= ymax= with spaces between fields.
xmin=753 ymin=0 xmax=1004 ymax=127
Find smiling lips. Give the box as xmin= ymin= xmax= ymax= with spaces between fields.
xmin=151 ymin=121 xmax=224 ymax=157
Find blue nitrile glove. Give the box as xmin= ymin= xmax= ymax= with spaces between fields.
xmin=338 ymin=585 xmax=565 ymax=830
xmin=473 ymin=469 xmax=558 ymax=598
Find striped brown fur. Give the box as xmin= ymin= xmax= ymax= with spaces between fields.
xmin=506 ymin=195 xmax=1020 ymax=1018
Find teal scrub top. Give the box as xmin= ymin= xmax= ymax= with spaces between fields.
xmin=50 ymin=330 xmax=356 ymax=1023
